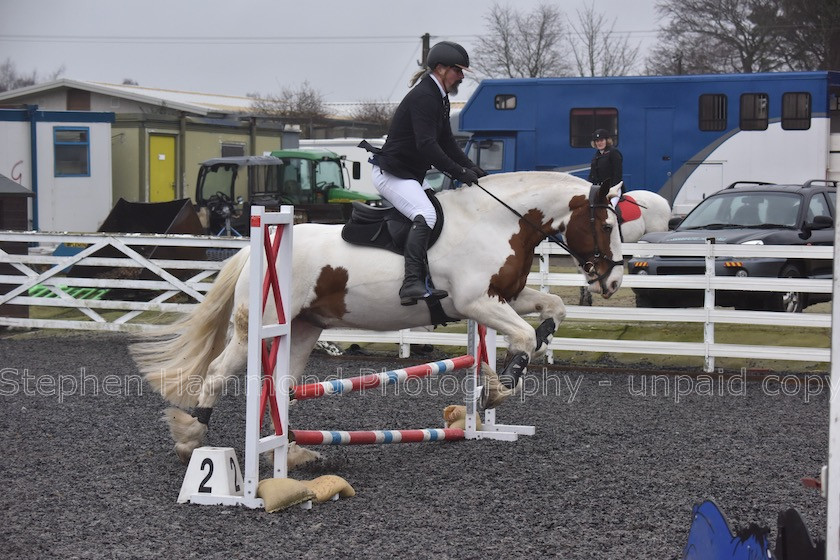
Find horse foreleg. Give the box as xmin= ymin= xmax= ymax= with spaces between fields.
xmin=509 ymin=287 xmax=567 ymax=358
xmin=457 ymin=296 xmax=542 ymax=390
xmin=283 ymin=318 xmax=326 ymax=470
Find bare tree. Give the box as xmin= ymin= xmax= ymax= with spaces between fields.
xmin=569 ymin=2 xmax=642 ymax=76
xmin=349 ymin=100 xmax=396 ymax=131
xmin=0 ymin=59 xmax=64 ymax=93
xmin=471 ymin=3 xmax=571 ymax=79
xmin=647 ymin=0 xmax=786 ymax=74
xmin=778 ymin=0 xmax=840 ymax=70
xmin=250 ymin=81 xmax=327 ymax=119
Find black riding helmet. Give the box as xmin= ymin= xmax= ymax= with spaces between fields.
xmin=592 ymin=129 xmax=610 ymax=140
xmin=427 ymin=41 xmax=470 ymax=70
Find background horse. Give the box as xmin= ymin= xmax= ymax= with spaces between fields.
xmin=617 ymin=190 xmax=672 ymax=243
xmin=132 ymin=172 xmax=624 ymax=463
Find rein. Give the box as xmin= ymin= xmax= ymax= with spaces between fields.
xmin=472 ymin=180 xmax=624 ymax=288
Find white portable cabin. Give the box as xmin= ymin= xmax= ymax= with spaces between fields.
xmin=0 ymin=107 xmax=113 ymax=232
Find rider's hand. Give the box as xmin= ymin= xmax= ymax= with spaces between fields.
xmin=470 ymin=165 xmax=488 ymax=178
xmin=455 ymin=167 xmax=479 ymax=186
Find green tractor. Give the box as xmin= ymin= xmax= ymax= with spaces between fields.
xmin=195 ymin=148 xmax=381 ymax=235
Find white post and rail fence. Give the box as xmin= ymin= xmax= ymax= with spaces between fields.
xmin=0 ymin=231 xmax=831 ymax=372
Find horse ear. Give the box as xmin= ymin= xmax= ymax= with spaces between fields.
xmin=597 ymin=180 xmax=612 ymax=201
xmin=607 ymin=182 xmax=623 ymax=200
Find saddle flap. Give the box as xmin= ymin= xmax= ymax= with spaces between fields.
xmin=342 ymin=190 xmax=444 ymax=255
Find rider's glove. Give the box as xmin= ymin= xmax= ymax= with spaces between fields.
xmin=455 ymin=167 xmax=479 ymax=186
xmin=470 ymin=165 xmax=488 ymax=178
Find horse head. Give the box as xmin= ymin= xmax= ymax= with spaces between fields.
xmin=563 ymin=180 xmax=624 ymax=298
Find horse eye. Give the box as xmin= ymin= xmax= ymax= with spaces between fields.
xmin=603 ymin=223 xmax=613 ymax=232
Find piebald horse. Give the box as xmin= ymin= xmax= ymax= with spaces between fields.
xmin=131 ymin=172 xmax=624 ymax=463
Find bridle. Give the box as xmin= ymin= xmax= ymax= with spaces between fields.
xmin=473 ymin=181 xmax=624 ymax=291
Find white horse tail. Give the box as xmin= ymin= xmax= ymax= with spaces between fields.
xmin=131 ymin=246 xmax=251 ymax=408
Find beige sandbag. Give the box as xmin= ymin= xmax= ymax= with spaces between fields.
xmin=256 ymin=478 xmax=316 ymax=513
xmin=301 ymin=475 xmax=356 ymax=503
xmin=443 ymin=404 xmax=482 ymax=430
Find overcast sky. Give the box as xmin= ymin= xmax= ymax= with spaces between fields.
xmin=1 ymin=0 xmax=661 ymax=103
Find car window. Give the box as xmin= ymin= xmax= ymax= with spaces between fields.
xmin=807 ymin=192 xmax=831 ymax=222
xmin=679 ymin=192 xmax=801 ymax=229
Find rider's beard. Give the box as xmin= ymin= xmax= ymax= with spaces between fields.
xmin=449 ymin=80 xmax=461 ymax=96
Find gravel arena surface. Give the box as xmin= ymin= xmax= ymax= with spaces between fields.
xmin=0 ymin=331 xmax=830 ymax=559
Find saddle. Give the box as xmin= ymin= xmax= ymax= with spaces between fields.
xmin=616 ymin=194 xmax=642 ymax=224
xmin=341 ymin=189 xmax=454 ymax=327
xmin=341 ymin=190 xmax=444 ymax=254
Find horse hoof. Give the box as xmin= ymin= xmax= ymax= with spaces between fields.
xmin=287 ymin=443 xmax=322 ymax=470
xmin=163 ymin=407 xmax=208 ymax=463
xmin=499 ymin=351 xmax=529 ymax=389
xmin=534 ymin=318 xmax=556 ymax=355
xmin=174 ymin=441 xmax=200 ymax=464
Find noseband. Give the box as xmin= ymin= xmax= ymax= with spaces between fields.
xmin=474 ymin=182 xmax=624 ymax=292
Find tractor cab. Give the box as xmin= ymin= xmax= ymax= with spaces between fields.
xmin=195 ymin=150 xmax=381 ymax=234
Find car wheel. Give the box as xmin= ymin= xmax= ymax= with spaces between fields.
xmin=775 ymin=264 xmax=805 ymax=313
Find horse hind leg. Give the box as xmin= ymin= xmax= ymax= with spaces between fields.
xmin=167 ymin=311 xmax=250 ymax=463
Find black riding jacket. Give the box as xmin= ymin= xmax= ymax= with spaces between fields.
xmin=376 ymin=74 xmax=475 ymax=183
xmin=588 ymin=147 xmax=624 ymax=193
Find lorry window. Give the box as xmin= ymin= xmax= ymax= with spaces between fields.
xmin=781 ymin=92 xmax=811 ymax=130
xmin=494 ymin=94 xmax=517 ymax=110
xmin=699 ymin=94 xmax=727 ymax=131
xmin=831 ymin=89 xmax=840 ymax=133
xmin=569 ymin=108 xmax=618 ymax=147
xmin=467 ymin=140 xmax=504 ymax=171
xmin=740 ymin=93 xmax=769 ymax=130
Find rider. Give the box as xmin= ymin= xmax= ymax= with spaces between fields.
xmin=587 ymin=128 xmax=624 ymax=208
xmin=366 ymin=41 xmax=486 ymax=306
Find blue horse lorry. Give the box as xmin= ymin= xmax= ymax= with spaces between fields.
xmin=459 ymin=71 xmax=840 ymax=216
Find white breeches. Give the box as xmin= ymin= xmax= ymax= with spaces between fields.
xmin=372 ymin=165 xmax=437 ymax=228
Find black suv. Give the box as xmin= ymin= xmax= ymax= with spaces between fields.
xmin=628 ymin=180 xmax=836 ymax=312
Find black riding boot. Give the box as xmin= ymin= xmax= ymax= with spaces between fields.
xmin=399 ymin=216 xmax=448 ymax=306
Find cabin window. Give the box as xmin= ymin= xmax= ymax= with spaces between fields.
xmin=698 ymin=94 xmax=727 ymax=131
xmin=781 ymin=92 xmax=811 ymax=130
xmin=494 ymin=94 xmax=517 ymax=110
xmin=740 ymin=93 xmax=769 ymax=130
xmin=569 ymin=108 xmax=618 ymax=147
xmin=53 ymin=127 xmax=90 ymax=177
xmin=221 ymin=143 xmax=245 ymax=157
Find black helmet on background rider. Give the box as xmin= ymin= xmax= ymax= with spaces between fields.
xmin=592 ymin=129 xmax=611 ymax=141
xmin=426 ymin=41 xmax=470 ymax=70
